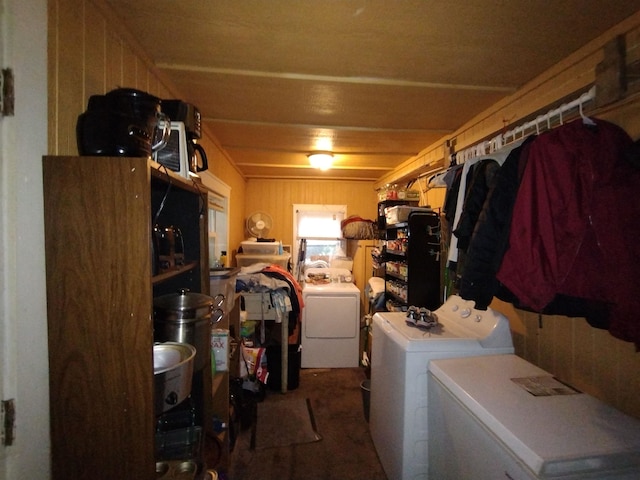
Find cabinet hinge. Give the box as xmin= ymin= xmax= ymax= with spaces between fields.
xmin=1 ymin=68 xmax=15 ymax=117
xmin=1 ymin=399 xmax=15 ymax=446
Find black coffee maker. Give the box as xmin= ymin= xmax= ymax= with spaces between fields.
xmin=162 ymin=100 xmax=208 ymax=173
xmin=76 ymin=88 xmax=171 ymax=157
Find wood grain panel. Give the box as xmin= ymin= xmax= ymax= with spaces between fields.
xmin=57 ymin=0 xmax=85 ymax=154
xmin=592 ymin=327 xmax=622 ymax=405
xmin=84 ymin=5 xmax=106 ymax=94
xmin=553 ymin=317 xmax=573 ymax=384
xmin=522 ymin=311 xmax=541 ymax=365
xmin=105 ymin=28 xmax=123 ymax=88
xmin=121 ymin=42 xmax=138 ymax=88
xmin=537 ymin=314 xmax=556 ymax=374
xmin=48 ymin=0 xmax=640 ymax=428
xmin=243 ymin=179 xmax=377 ymax=247
xmin=44 ymin=156 xmax=154 ymax=480
xmin=572 ymin=318 xmax=596 ymax=393
xmin=618 ymin=342 xmax=640 ymax=418
xmin=423 ymin=187 xmax=446 ymax=211
xmin=507 ymin=309 xmax=640 ymax=419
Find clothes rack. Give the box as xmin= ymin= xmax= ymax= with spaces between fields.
xmin=458 ymin=86 xmax=596 ymax=163
xmin=426 ymin=86 xmax=597 ymax=189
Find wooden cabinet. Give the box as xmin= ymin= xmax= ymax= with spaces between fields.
xmin=43 ymin=156 xmax=217 ymax=480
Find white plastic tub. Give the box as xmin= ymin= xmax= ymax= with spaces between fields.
xmin=240 ymin=241 xmax=279 ymax=255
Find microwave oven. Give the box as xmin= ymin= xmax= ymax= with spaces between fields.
xmin=153 ymin=121 xmax=190 ymax=179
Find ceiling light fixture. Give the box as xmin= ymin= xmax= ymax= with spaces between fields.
xmin=308 ymin=152 xmax=334 ymax=170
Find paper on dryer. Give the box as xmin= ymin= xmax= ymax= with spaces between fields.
xmin=511 ymin=376 xmax=580 ymax=396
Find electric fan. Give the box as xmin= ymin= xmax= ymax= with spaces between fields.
xmin=246 ymin=211 xmax=274 ymax=239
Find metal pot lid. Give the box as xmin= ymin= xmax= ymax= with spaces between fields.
xmin=153 ymin=288 xmax=214 ymax=320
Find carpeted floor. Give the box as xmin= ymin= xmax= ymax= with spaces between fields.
xmin=253 ymin=397 xmax=322 ymax=449
xmin=228 ymin=367 xmax=388 ymax=480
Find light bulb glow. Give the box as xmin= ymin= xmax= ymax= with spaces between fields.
xmin=308 ymin=152 xmax=334 ymax=170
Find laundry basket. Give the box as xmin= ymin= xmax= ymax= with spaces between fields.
xmin=341 ymin=216 xmax=377 ymax=239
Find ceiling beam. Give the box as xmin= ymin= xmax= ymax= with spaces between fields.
xmin=157 ymin=63 xmax=517 ymax=92
xmin=224 ymin=146 xmax=418 ymax=155
xmin=205 ymin=117 xmax=453 ymax=134
xmin=236 ymin=163 xmax=392 ymax=171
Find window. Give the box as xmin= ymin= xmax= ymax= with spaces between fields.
xmin=292 ymin=204 xmax=347 ymax=277
xmin=202 ymin=174 xmax=231 ymax=268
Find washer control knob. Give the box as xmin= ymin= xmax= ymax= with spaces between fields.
xmin=460 ymin=308 xmax=471 ymax=318
xmin=451 ymin=304 xmax=459 ymax=312
xmin=474 ymin=314 xmax=482 ymax=322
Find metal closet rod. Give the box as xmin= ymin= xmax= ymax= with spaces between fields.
xmin=454 ymin=85 xmax=597 ymax=164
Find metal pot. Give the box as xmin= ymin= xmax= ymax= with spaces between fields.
xmin=153 ymin=289 xmax=220 ymax=371
xmin=153 ymin=342 xmax=196 ymax=414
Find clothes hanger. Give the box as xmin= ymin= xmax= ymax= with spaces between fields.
xmin=579 ymin=93 xmax=597 ymax=126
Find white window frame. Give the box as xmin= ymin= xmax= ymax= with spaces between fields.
xmin=202 ymin=172 xmax=231 ymax=268
xmin=292 ymin=204 xmax=347 ymax=278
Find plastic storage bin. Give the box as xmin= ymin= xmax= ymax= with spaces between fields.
xmin=240 ymin=241 xmax=279 ymax=255
xmin=209 ymin=267 xmax=239 ymax=316
xmin=384 ymin=205 xmax=433 ymax=225
xmin=236 ymin=253 xmax=291 ymax=268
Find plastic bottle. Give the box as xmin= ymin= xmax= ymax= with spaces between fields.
xmin=219 ymin=251 xmax=227 ymax=267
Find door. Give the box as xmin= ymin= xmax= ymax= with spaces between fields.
xmin=304 ymin=293 xmax=358 ymax=338
xmin=1 ymin=0 xmax=49 ymax=478
xmin=0 ymin=0 xmax=11 ymax=473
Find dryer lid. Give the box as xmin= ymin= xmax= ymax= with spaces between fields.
xmin=429 ymin=355 xmax=640 ymax=477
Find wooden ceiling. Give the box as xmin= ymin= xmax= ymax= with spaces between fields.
xmin=104 ymin=0 xmax=640 ymax=181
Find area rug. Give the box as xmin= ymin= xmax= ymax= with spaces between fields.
xmin=251 ymin=398 xmax=322 ymax=449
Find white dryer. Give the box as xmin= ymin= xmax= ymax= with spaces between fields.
xmin=369 ymin=294 xmax=514 ymax=480
xmin=301 ymin=268 xmax=361 ymax=368
xmin=428 ymin=354 xmax=640 ymax=479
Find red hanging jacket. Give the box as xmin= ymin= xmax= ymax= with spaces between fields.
xmin=496 ymin=119 xmax=640 ymax=347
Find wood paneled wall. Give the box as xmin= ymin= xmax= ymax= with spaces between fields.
xmin=411 ymin=20 xmax=640 ymax=419
xmin=391 ymin=16 xmax=640 ymax=420
xmin=243 ymin=179 xmax=377 ymax=246
xmin=48 ymin=0 xmax=640 ymax=420
xmin=47 ymin=0 xmax=247 ymax=254
xmin=242 ymin=178 xmax=378 ymax=306
xmin=490 ymin=300 xmax=640 ymax=419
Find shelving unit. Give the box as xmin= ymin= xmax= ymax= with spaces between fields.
xmin=379 ymin=203 xmax=441 ymax=312
xmin=207 ymin=267 xmax=239 ymax=469
xmin=43 ymin=156 xmax=226 ymax=480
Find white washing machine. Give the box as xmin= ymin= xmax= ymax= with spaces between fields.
xmin=428 ymin=354 xmax=640 ymax=479
xmin=301 ymin=268 xmax=361 ymax=368
xmin=370 ymin=294 xmax=514 ymax=480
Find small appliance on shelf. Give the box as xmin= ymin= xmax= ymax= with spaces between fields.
xmin=154 ymin=99 xmax=208 ymax=178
